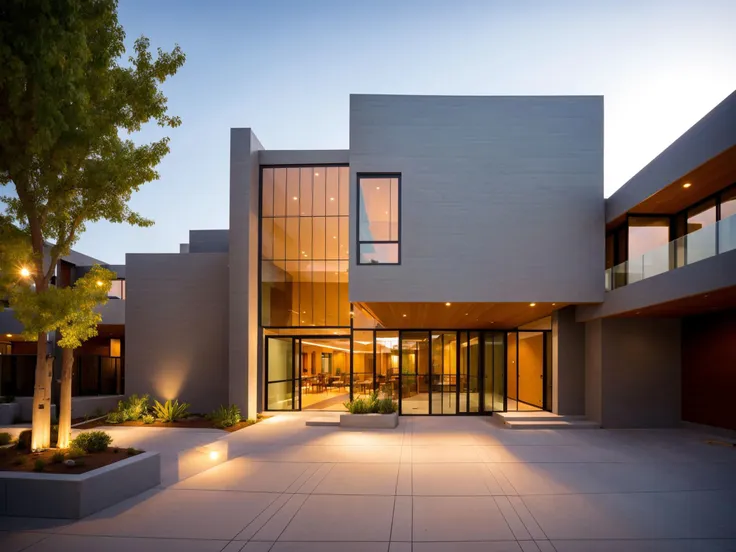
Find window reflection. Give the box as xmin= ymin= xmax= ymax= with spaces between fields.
xmin=358 ymin=175 xmax=400 ymax=264
xmin=261 ymin=166 xmax=350 ymax=327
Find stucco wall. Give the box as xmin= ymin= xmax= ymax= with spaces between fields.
xmin=553 ymin=307 xmax=586 ymax=415
xmin=125 ymin=252 xmax=229 ymax=413
xmin=585 ymin=316 xmax=681 ymax=428
xmin=349 ymin=94 xmax=604 ymax=304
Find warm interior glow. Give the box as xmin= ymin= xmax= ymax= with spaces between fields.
xmin=683 ymin=182 xmax=692 ymax=188
xmin=5 ymin=334 xmax=11 ymax=338
xmin=19 ymin=267 xmax=30 ymax=278
xmin=445 ymin=302 xmax=451 ymax=306
xmin=209 ymin=450 xmax=219 ymax=460
xmin=529 ymin=303 xmax=536 ymax=307
xmin=110 ymin=338 xmax=121 ymax=358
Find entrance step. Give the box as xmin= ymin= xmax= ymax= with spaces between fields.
xmin=305 ymin=415 xmax=341 ymax=427
xmin=494 ymin=411 xmax=599 ymax=430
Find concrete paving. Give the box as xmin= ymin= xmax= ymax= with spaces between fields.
xmin=1 ymin=414 xmax=735 ymax=551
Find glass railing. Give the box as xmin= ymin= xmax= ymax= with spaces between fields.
xmin=605 ymin=215 xmax=736 ymax=291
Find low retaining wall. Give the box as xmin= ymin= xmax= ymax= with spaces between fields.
xmin=0 ymin=452 xmax=160 ymax=519
xmin=0 ymin=403 xmax=21 ymax=425
xmin=15 ymin=395 xmax=121 ymax=422
xmin=340 ymin=412 xmax=399 ymax=429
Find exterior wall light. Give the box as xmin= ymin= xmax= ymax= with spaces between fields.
xmin=20 ymin=267 xmax=31 ymax=278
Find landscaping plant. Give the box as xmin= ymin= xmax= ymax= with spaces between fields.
xmin=208 ymin=405 xmax=242 ymax=428
xmin=0 ymin=432 xmax=11 ymax=446
xmin=107 ymin=394 xmax=150 ymax=423
xmin=33 ymin=459 xmax=46 ymax=472
xmin=344 ymin=391 xmax=397 ymax=414
xmin=105 ymin=412 xmax=124 ymax=424
xmin=70 ymin=431 xmax=112 ymax=453
xmin=142 ymin=414 xmax=155 ymax=424
xmin=51 ymin=451 xmax=65 ymax=464
xmin=152 ymin=399 xmax=190 ymax=422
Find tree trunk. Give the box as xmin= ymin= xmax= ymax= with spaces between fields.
xmin=57 ymin=347 xmax=74 ymax=449
xmin=30 ymin=333 xmax=52 ymax=450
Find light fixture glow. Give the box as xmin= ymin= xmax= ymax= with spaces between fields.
xmin=529 ymin=303 xmax=536 ymax=307
xmin=96 ymin=280 xmax=103 ymax=287
xmin=293 ymin=196 xmax=298 ymax=200
xmin=683 ymin=182 xmax=692 ymax=188
xmin=19 ymin=267 xmax=30 ymax=278
xmin=376 ymin=186 xmax=380 ymax=190
xmin=403 ymin=314 xmax=407 ymax=317
xmin=315 ymin=172 xmax=319 ymax=176
xmin=330 ymin=197 xmax=334 ymax=201
xmin=445 ymin=302 xmax=451 ymax=306
xmin=209 ymin=451 xmax=219 ymax=460
xmin=5 ymin=334 xmax=11 ymax=338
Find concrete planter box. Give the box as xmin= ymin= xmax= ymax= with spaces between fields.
xmin=340 ymin=412 xmax=399 ymax=429
xmin=0 ymin=403 xmax=21 ymax=425
xmin=0 ymin=452 xmax=160 ymax=519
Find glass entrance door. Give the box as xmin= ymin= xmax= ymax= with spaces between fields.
xmin=265 ymin=336 xmax=300 ymax=411
xmin=431 ymin=332 xmax=457 ymax=414
xmin=483 ymin=332 xmax=506 ymax=412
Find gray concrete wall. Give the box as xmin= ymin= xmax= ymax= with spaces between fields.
xmin=606 ymin=90 xmax=736 ymax=223
xmin=552 ymin=307 xmax=586 ymax=415
xmin=259 ymin=149 xmax=349 ymax=166
xmin=189 ymin=230 xmax=229 ymax=253
xmin=349 ymin=94 xmax=604 ymax=303
xmin=96 ymin=299 xmax=124 ymax=325
xmin=125 ymin=252 xmax=229 ymax=414
xmin=577 ymin=248 xmax=736 ymax=321
xmin=229 ymin=129 xmax=263 ymax=418
xmin=585 ymin=317 xmax=681 ymax=428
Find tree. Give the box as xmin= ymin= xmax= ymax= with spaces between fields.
xmin=0 ymin=0 xmax=185 ymax=448
xmin=55 ymin=265 xmax=114 ymax=449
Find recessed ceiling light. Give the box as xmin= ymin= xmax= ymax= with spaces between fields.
xmin=292 ymin=196 xmax=298 ymax=200
xmin=376 ymin=186 xmax=380 ymax=190
xmin=529 ymin=303 xmax=536 ymax=307
xmin=465 ymin=313 xmax=468 ymax=316
xmin=445 ymin=302 xmax=451 ymax=306
xmin=315 ymin=172 xmax=319 ymax=176
xmin=403 ymin=314 xmax=407 ymax=317
xmin=333 ymin=236 xmax=337 ymax=239
xmin=552 ymin=303 xmax=556 ymax=306
xmin=5 ymin=334 xmax=11 ymax=337
xmin=330 ymin=197 xmax=334 ymax=201
xmin=683 ymin=182 xmax=692 ymax=188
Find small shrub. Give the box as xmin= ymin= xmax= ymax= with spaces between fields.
xmin=126 ymin=447 xmax=140 ymax=456
xmin=0 ymin=432 xmax=12 ymax=446
xmin=208 ymin=404 xmax=241 ymax=428
xmin=142 ymin=414 xmax=155 ymax=424
xmin=68 ymin=447 xmax=85 ymax=459
xmin=33 ymin=459 xmax=45 ymax=472
xmin=112 ymin=447 xmax=119 ymax=453
xmin=344 ymin=397 xmax=372 ymax=414
xmin=71 ymin=431 xmax=112 ymax=453
xmin=16 ymin=429 xmax=31 ymax=450
xmin=377 ymin=398 xmax=397 ymax=414
xmin=152 ymin=399 xmax=190 ymax=422
xmin=105 ymin=411 xmax=124 ymax=424
xmin=51 ymin=451 xmax=65 ymax=464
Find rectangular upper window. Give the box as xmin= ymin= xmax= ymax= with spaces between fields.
xmin=357 ymin=174 xmax=400 ymax=264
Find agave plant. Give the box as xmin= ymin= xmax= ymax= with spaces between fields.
xmin=152 ymin=399 xmax=190 ymax=422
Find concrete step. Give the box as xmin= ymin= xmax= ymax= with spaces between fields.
xmin=502 ymin=419 xmax=600 ymax=430
xmin=496 ymin=412 xmax=587 ymax=423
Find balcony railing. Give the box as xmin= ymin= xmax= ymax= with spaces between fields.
xmin=605 ymin=215 xmax=736 ymax=291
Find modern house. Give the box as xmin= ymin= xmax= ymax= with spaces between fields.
xmin=0 ymin=248 xmax=126 ymax=420
xmin=3 ymin=91 xmax=735 ymax=431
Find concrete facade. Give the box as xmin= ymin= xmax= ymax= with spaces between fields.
xmin=585 ymin=317 xmax=682 ymax=428
xmin=125 ymin=252 xmax=229 ymax=413
xmin=349 ymin=94 xmax=604 ymax=304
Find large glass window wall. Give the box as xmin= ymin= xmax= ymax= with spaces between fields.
xmin=261 ymin=166 xmax=350 ymax=327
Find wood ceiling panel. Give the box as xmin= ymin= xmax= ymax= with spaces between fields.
xmin=609 ymin=146 xmax=736 ymax=229
xmin=360 ymin=302 xmax=567 ymax=329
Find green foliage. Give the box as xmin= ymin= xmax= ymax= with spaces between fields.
xmin=110 ymin=394 xmax=149 ymax=422
xmin=0 ymin=432 xmax=11 ymax=446
xmin=51 ymin=451 xmax=65 ymax=464
xmin=71 ymin=431 xmax=112 ymax=453
xmin=126 ymin=447 xmax=139 ymax=456
xmin=142 ymin=414 xmax=155 ymax=424
xmin=68 ymin=447 xmax=85 ymax=459
xmin=208 ymin=405 xmax=242 ymax=428
xmin=152 ymin=399 xmax=190 ymax=422
xmin=33 ymin=459 xmax=45 ymax=472
xmin=344 ymin=391 xmax=397 ymax=415
xmin=105 ymin=411 xmax=124 ymax=424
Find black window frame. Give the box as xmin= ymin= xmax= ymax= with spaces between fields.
xmin=356 ymin=172 xmax=402 ymax=265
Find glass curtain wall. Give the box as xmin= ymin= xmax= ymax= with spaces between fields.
xmin=261 ymin=166 xmax=350 ymax=327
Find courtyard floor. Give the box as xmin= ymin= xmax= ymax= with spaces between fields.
xmin=1 ymin=414 xmax=736 ymax=551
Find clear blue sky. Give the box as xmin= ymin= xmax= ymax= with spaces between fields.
xmin=76 ymin=0 xmax=736 ymax=263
